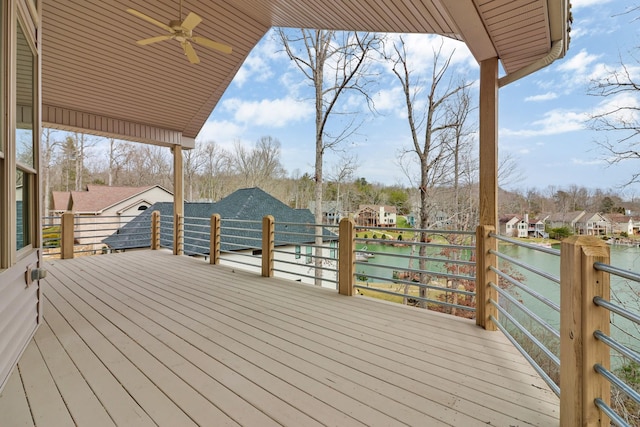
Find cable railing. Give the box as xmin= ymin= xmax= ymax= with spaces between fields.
xmin=484 ymin=231 xmax=640 ymax=425
xmin=272 ymin=221 xmax=339 ymax=288
xmin=42 ymin=213 xmax=141 ymax=258
xmin=488 ymin=232 xmax=561 ymax=397
xmin=592 ymin=262 xmax=640 ymax=427
xmin=353 ymin=226 xmax=476 ymax=315
xmin=217 ymin=217 xmax=263 ymax=271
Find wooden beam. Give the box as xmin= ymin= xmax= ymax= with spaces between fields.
xmin=151 ymin=211 xmax=160 ymax=250
xmin=338 ymin=218 xmax=355 ymax=296
xmin=60 ymin=212 xmax=74 ymax=259
xmin=261 ymin=215 xmax=274 ymax=277
xmin=479 ymin=57 xmax=499 ymax=229
xmin=172 ymin=145 xmax=183 ymax=255
xmin=210 ymin=214 xmax=220 ymax=265
xmin=476 ymin=57 xmax=499 ymax=330
xmin=475 ymin=225 xmax=497 ymax=330
xmin=560 ymin=236 xmax=611 ymax=426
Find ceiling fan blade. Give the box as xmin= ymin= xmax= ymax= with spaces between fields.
xmin=127 ymin=8 xmax=173 ymax=32
xmin=192 ymin=36 xmax=232 ymax=54
xmin=182 ymin=41 xmax=200 ymax=64
xmin=136 ymin=35 xmax=173 ymax=45
xmin=181 ymin=12 xmax=202 ymax=31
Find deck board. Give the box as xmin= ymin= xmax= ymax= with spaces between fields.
xmin=0 ymin=250 xmax=560 ymax=426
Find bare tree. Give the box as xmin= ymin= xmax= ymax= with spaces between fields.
xmin=445 ymin=83 xmax=477 ymax=230
xmin=41 ymin=128 xmax=60 ymax=220
xmin=278 ymin=29 xmax=380 ymax=285
xmin=385 ymin=36 xmax=474 ymax=306
xmin=588 ymin=55 xmax=640 ymax=185
xmin=327 ymin=154 xmax=358 ymax=223
xmin=201 ymin=140 xmax=230 ymax=201
xmin=498 ymin=152 xmax=525 ymax=189
xmin=230 ymin=136 xmax=286 ymax=189
xmin=184 ymin=144 xmax=208 ymax=201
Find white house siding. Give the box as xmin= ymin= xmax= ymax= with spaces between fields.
xmin=219 ymin=244 xmax=338 ymax=289
xmin=0 ymin=255 xmax=40 ymax=393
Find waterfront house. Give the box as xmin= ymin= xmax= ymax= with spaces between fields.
xmin=545 ymin=210 xmax=586 ymax=233
xmin=574 ymin=212 xmax=612 ymax=236
xmin=605 ymin=213 xmax=637 ymax=235
xmin=355 ymin=205 xmax=397 ymax=227
xmin=500 ymin=214 xmax=524 ymax=237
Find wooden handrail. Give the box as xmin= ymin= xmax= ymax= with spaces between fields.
xmin=560 ymin=236 xmax=611 ymax=426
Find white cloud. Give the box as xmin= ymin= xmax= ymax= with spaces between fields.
xmin=571 ymin=0 xmax=612 ymax=9
xmin=381 ymin=33 xmax=477 ymax=79
xmin=571 ymin=158 xmax=605 ymax=165
xmin=222 ymin=97 xmax=314 ymax=127
xmin=525 ymin=92 xmax=558 ymax=102
xmin=557 ymin=49 xmax=601 ymax=73
xmin=591 ymin=92 xmax=640 ymax=123
xmin=232 ymin=30 xmax=286 ymax=88
xmin=196 ymin=119 xmax=244 ymax=149
xmin=372 ymin=87 xmax=405 ymax=114
xmin=501 ymin=109 xmax=587 ymax=137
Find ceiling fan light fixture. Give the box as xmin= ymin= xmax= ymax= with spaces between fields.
xmin=126 ymin=1 xmax=232 ymax=64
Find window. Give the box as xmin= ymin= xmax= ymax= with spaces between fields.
xmin=305 ymin=246 xmax=312 ymax=264
xmin=330 ymin=240 xmax=336 ymax=259
xmin=15 ymin=21 xmax=35 ymax=251
xmin=295 ymin=245 xmax=301 ymax=259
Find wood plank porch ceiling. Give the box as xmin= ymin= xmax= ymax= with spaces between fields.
xmin=41 ymin=0 xmax=569 ymax=146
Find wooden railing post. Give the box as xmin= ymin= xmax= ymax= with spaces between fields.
xmin=262 ymin=215 xmax=274 ymax=277
xmin=151 ymin=211 xmax=160 ymax=250
xmin=61 ymin=212 xmax=75 ymax=259
xmin=475 ymin=225 xmax=497 ymax=330
xmin=174 ymin=213 xmax=184 ymax=255
xmin=210 ymin=214 xmax=220 ymax=265
xmin=338 ymin=218 xmax=355 ymax=296
xmin=560 ymin=236 xmax=611 ymax=426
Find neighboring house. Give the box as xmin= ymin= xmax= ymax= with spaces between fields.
xmin=605 ymin=213 xmax=634 ymax=235
xmin=527 ymin=215 xmax=547 ymax=238
xmin=575 ymin=212 xmax=612 ymax=236
xmin=308 ymin=201 xmax=343 ymax=224
xmin=432 ymin=211 xmax=453 ymax=229
xmin=545 ymin=211 xmax=586 ymax=233
xmin=355 ymin=205 xmax=397 ymax=227
xmin=51 ymin=184 xmax=174 ymax=246
xmin=500 ymin=214 xmax=522 ymax=237
xmin=104 ymin=187 xmax=338 ymax=287
xmin=500 ymin=214 xmax=547 ymax=238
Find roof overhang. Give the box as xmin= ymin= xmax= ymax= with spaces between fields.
xmin=40 ymin=0 xmax=571 ymax=148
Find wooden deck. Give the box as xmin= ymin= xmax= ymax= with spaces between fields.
xmin=0 ymin=250 xmax=559 ymax=426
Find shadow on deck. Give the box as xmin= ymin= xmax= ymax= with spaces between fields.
xmin=0 ymin=250 xmax=559 ymax=426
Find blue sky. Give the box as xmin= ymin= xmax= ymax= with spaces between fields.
xmin=197 ymin=0 xmax=639 ymax=196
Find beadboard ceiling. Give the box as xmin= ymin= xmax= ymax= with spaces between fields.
xmin=40 ymin=0 xmax=570 ymax=147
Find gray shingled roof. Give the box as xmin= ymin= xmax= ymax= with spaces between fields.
xmin=103 ymin=187 xmax=335 ymax=255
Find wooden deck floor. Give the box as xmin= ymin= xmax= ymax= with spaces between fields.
xmin=0 ymin=250 xmax=559 ymax=426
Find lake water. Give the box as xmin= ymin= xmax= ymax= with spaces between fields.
xmin=357 ymin=241 xmax=640 ymax=362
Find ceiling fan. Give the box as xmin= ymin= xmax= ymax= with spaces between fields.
xmin=127 ymin=0 xmax=232 ymax=64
